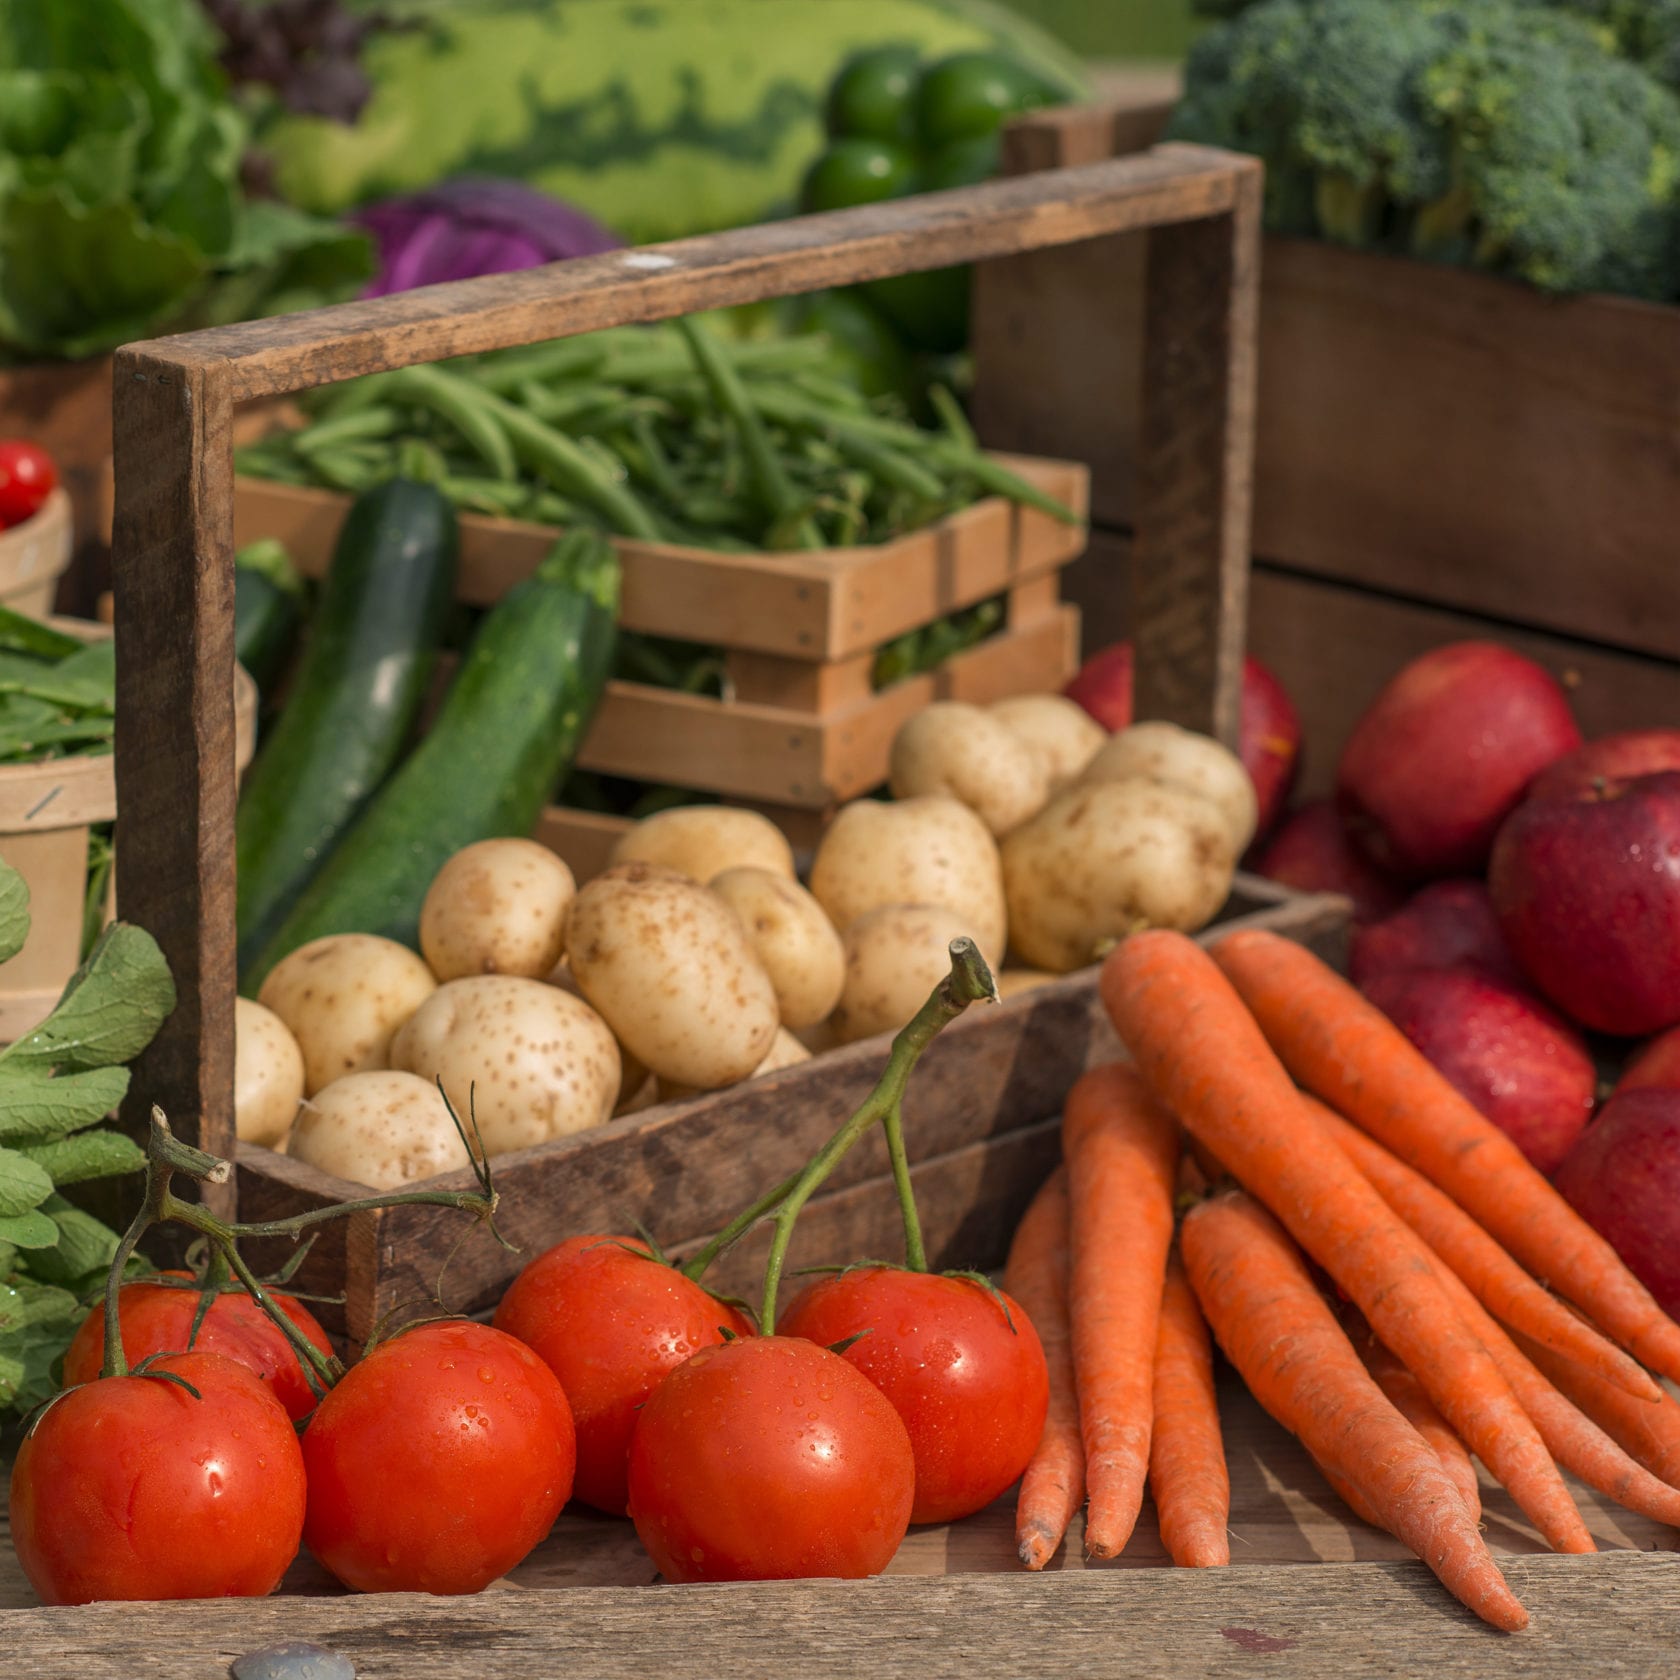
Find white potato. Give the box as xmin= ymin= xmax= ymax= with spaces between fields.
xmin=659 ymin=1026 xmax=812 ymax=1102
xmin=987 ymin=694 xmax=1106 ymax=792
xmin=550 ymin=959 xmax=649 ymax=1110
xmin=830 ymin=903 xmax=985 ymax=1045
xmin=1080 ymin=721 xmax=1258 ymax=855
xmin=610 ymin=805 xmax=794 ymax=884
xmin=391 ymin=976 xmax=621 ymax=1156
xmin=888 ymin=702 xmax=1050 ymax=837
xmin=996 ymin=968 xmax=1061 ymax=1001
xmin=566 ymin=863 xmax=779 ymax=1090
xmin=1002 ymin=779 xmax=1237 ymax=972
xmin=419 ymin=838 xmax=574 ymax=981
xmin=289 ymin=1070 xmax=472 ymax=1190
xmin=708 ymin=867 xmax=845 ymax=1028
xmin=809 ymin=797 xmax=1006 ymax=963
xmin=234 ymin=997 xmax=304 ymax=1148
xmin=258 ymin=935 xmax=437 ymax=1097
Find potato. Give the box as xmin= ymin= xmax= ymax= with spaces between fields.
xmin=391 ymin=976 xmax=621 ymax=1156
xmin=996 ymin=968 xmax=1060 ymax=1000
xmin=888 ymin=702 xmax=1050 ymax=837
xmin=289 ymin=1070 xmax=472 ymax=1190
xmin=987 ymin=694 xmax=1105 ymax=793
xmin=1002 ymin=780 xmax=1237 ymax=972
xmin=566 ymin=863 xmax=779 ymax=1090
xmin=808 ymin=797 xmax=1007 ymax=963
xmin=610 ymin=805 xmax=794 ymax=884
xmin=419 ymin=838 xmax=574 ymax=981
xmin=708 ymin=867 xmax=845 ymax=1028
xmin=551 ymin=959 xmax=649 ymax=1110
xmin=1080 ymin=721 xmax=1258 ymax=855
xmin=659 ymin=1026 xmax=812 ymax=1102
xmin=234 ymin=997 xmax=304 ymax=1149
xmin=830 ymin=903 xmax=986 ymax=1046
xmin=258 ymin=935 xmax=437 ymax=1097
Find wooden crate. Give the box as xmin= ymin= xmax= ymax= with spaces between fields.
xmin=233 ymin=454 xmax=1088 ymax=809
xmin=110 ymin=143 xmax=1262 ymax=1216
xmin=973 ymin=102 xmax=1680 ymax=794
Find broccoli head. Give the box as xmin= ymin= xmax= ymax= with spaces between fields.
xmin=1168 ymin=0 xmax=1680 ymax=300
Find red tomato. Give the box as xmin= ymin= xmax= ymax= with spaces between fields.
xmin=627 ymin=1335 xmax=914 ymax=1582
xmin=301 ymin=1319 xmax=575 ymax=1595
xmin=779 ymin=1268 xmax=1048 ymax=1524
xmin=0 ymin=440 xmax=57 ymax=528
xmin=492 ymin=1233 xmax=751 ymax=1515
xmin=62 ymin=1271 xmax=334 ymax=1422
xmin=9 ymin=1351 xmax=306 ymax=1605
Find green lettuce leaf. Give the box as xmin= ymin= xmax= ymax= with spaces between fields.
xmin=4 ymin=922 xmax=175 ymax=1073
xmin=0 ymin=1209 xmax=59 ymax=1249
xmin=0 ymin=1146 xmax=53 ymax=1218
xmin=20 ymin=1130 xmax=144 ymax=1186
xmin=0 ymin=1066 xmax=131 ymax=1145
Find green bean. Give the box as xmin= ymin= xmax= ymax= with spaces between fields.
xmin=234 ymin=446 xmax=313 ymax=486
xmin=291 ymin=405 xmax=404 ymax=454
xmin=470 ymin=336 xmax=613 ymax=393
xmin=929 ymin=384 xmax=978 ymax=451
xmin=627 ymin=415 xmax=686 ymax=506
xmin=827 ymin=433 xmax=946 ymax=502
xmin=384 ymin=364 xmax=519 ymax=481
xmin=522 ymin=490 xmax=589 ymax=526
xmin=397 ymin=437 xmax=449 ymax=485
xmin=441 ymin=477 xmax=532 ymax=517
xmin=309 ymin=449 xmax=387 ymax=494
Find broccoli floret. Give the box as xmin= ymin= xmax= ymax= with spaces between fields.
xmin=1550 ymin=0 xmax=1680 ymax=86
xmin=1168 ymin=0 xmax=1680 ymax=299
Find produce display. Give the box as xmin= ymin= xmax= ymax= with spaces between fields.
xmin=0 ymin=442 xmax=57 ymax=531
xmin=1170 ymin=0 xmax=1680 ymax=301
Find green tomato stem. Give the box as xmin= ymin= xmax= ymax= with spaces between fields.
xmin=756 ymin=939 xmax=995 ymax=1334
xmin=681 ymin=1169 xmax=803 ymax=1286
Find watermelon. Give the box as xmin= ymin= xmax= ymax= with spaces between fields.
xmin=265 ymin=0 xmax=1090 ymax=246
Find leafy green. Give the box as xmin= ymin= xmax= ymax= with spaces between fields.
xmin=0 ymin=1209 xmax=60 ymax=1249
xmin=23 ymin=1196 xmax=123 ymax=1289
xmin=0 ymin=1146 xmax=54 ymax=1217
xmin=0 ymin=0 xmax=370 ymax=361
xmin=20 ymin=1130 xmax=145 ymax=1186
xmin=0 ymin=865 xmax=28 ymax=965
xmin=6 ymin=923 xmax=177 ymax=1073
xmin=0 ymin=1277 xmax=85 ymax=1411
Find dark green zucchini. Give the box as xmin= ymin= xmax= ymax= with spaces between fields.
xmin=235 ymin=482 xmax=459 ymax=984
xmin=234 ymin=540 xmax=306 ymax=706
xmin=247 ymin=529 xmax=619 ymax=982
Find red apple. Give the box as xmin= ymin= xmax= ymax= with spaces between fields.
xmin=1249 ymin=799 xmax=1406 ymax=923
xmin=1489 ymin=769 xmax=1680 ymax=1037
xmin=1618 ymin=1025 xmax=1680 ymax=1095
xmin=1528 ymin=729 xmax=1680 ymax=803
xmin=1349 ymin=879 xmax=1524 ymax=989
xmin=1361 ymin=966 xmax=1597 ymax=1174
xmin=1336 ymin=642 xmax=1581 ymax=879
xmin=1065 ymin=643 xmax=1301 ymax=839
xmin=1553 ymin=1090 xmax=1680 ymax=1319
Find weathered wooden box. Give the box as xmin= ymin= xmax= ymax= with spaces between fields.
xmin=973 ymin=102 xmax=1680 ymax=794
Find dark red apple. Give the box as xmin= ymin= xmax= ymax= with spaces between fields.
xmin=1065 ymin=642 xmax=1301 ymax=839
xmin=1250 ymin=799 xmax=1407 ymax=923
xmin=1528 ymin=729 xmax=1680 ymax=803
xmin=1553 ymin=1090 xmax=1680 ymax=1319
xmin=1349 ymin=879 xmax=1524 ymax=989
xmin=1361 ymin=966 xmax=1597 ymax=1174
xmin=1489 ymin=770 xmax=1680 ymax=1037
xmin=1336 ymin=642 xmax=1581 ymax=879
xmin=1618 ymin=1024 xmax=1680 ymax=1095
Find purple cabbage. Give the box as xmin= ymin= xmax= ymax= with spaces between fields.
xmin=350 ymin=177 xmax=623 ymax=297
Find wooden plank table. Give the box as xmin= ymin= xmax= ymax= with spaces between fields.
xmin=5 ymin=1374 xmax=1674 ymax=1675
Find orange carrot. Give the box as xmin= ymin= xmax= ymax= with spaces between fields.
xmin=1004 ymin=1166 xmax=1085 ymax=1570
xmin=1514 ymin=1329 xmax=1680 ymax=1491
xmin=1061 ymin=1063 xmax=1179 ymax=1559
xmin=1148 ymin=1250 xmax=1229 ymax=1567
xmin=1304 ymin=1094 xmax=1660 ymax=1403
xmin=1215 ymin=928 xmax=1680 ymax=1388
xmin=1181 ymin=1189 xmax=1527 ymax=1632
xmin=1424 ymin=1255 xmax=1680 ymax=1528
xmin=1101 ymin=930 xmax=1592 ymax=1556
xmin=1343 ymin=1308 xmax=1481 ymax=1523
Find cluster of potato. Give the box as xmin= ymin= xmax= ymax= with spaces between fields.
xmin=230 ymin=695 xmax=1250 ymax=1191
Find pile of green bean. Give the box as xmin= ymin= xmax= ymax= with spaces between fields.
xmin=236 ymin=318 xmax=1077 ymax=553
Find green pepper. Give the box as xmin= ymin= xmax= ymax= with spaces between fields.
xmin=912 ymin=51 xmax=1052 ymax=148
xmin=799 ymin=137 xmax=918 ymax=215
xmin=794 ymin=289 xmax=919 ymax=403
xmin=824 ymin=45 xmax=921 ymax=145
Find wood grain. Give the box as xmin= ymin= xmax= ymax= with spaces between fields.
xmin=235 ymin=881 xmax=1347 ymax=1340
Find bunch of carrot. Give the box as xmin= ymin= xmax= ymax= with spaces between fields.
xmin=1006 ymin=926 xmax=1680 ymax=1634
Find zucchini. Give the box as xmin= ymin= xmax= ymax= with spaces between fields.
xmin=248 ymin=529 xmax=619 ymax=981
xmin=235 ymin=481 xmax=459 ymax=983
xmin=234 ymin=540 xmax=307 ymax=706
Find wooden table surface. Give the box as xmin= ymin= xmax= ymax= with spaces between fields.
xmin=4 ymin=1373 xmax=1675 ymax=1677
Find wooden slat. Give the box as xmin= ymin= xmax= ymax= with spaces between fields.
xmin=235 ymin=881 xmax=1347 ymax=1338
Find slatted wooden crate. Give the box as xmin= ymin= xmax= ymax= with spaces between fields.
xmin=232 ymin=452 xmax=1088 ymax=817
xmin=973 ymin=101 xmax=1680 ymax=796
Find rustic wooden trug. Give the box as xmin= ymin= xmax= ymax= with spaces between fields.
xmin=974 ymin=101 xmax=1680 ymax=795
xmin=112 ymin=144 xmax=1261 ymax=1213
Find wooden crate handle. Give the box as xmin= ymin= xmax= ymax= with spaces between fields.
xmin=111 ymin=144 xmax=1260 ymax=1208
